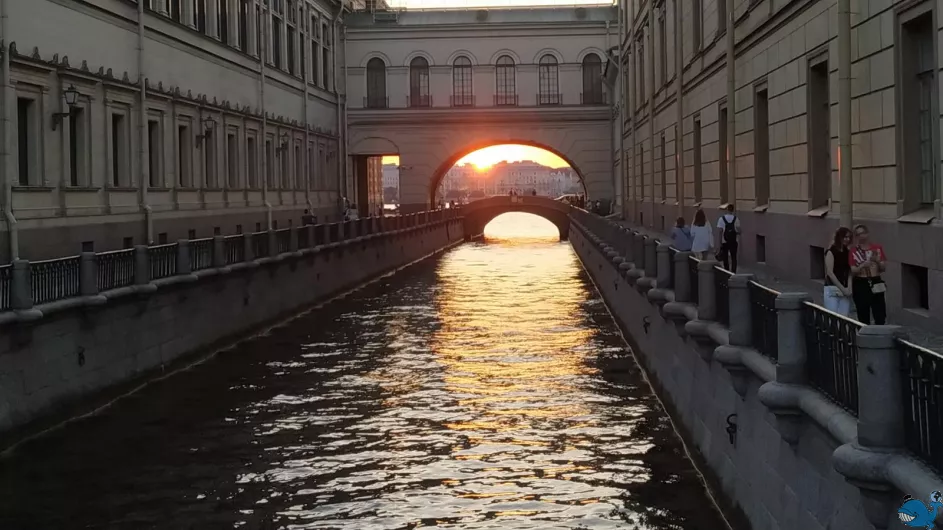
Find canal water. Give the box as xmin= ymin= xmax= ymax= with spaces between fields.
xmin=0 ymin=213 xmax=729 ymax=530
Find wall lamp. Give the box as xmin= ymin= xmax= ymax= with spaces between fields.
xmin=195 ymin=116 xmax=216 ymax=146
xmin=51 ymin=84 xmax=80 ymax=131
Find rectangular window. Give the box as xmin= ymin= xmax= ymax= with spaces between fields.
xmin=69 ymin=106 xmax=87 ymax=187
xmin=754 ymin=88 xmax=770 ymax=206
xmin=288 ymin=26 xmax=296 ymax=76
xmin=239 ymin=0 xmax=249 ymax=50
xmin=228 ymin=133 xmax=238 ymax=188
xmin=899 ymin=9 xmax=938 ymax=211
xmin=308 ymin=144 xmax=316 ymax=189
xmin=111 ymin=112 xmax=128 ymax=187
xmin=16 ymin=97 xmax=34 ymax=186
xmin=902 ymin=263 xmax=930 ymax=310
xmin=718 ymin=0 xmax=727 ymax=35
xmin=658 ymin=9 xmax=667 ymax=86
xmin=148 ymin=119 xmax=161 ymax=187
xmin=718 ymin=105 xmax=729 ymax=204
xmin=322 ymin=23 xmax=330 ymax=89
xmin=808 ymin=59 xmax=830 ymax=210
xmin=196 ymin=0 xmax=207 ymax=33
xmin=660 ymin=133 xmax=667 ymax=200
xmin=169 ymin=0 xmax=181 ymax=22
xmin=178 ymin=123 xmax=192 ymax=187
xmin=693 ymin=0 xmax=702 ymax=52
xmin=273 ymin=19 xmax=283 ymax=69
xmin=248 ymin=136 xmax=258 ymax=188
xmin=294 ymin=144 xmax=302 ymax=189
xmin=219 ymin=0 xmax=230 ymax=44
xmin=266 ymin=139 xmax=275 ymax=189
xmin=281 ymin=145 xmax=290 ymax=188
xmin=204 ymin=129 xmax=216 ymax=188
xmin=693 ymin=118 xmax=702 ymax=203
xmin=637 ymin=38 xmax=646 ymax=106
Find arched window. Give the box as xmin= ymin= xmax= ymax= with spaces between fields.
xmin=495 ymin=55 xmax=516 ymax=106
xmin=452 ymin=56 xmax=473 ymax=107
xmin=366 ymin=57 xmax=387 ymax=109
xmin=581 ymin=53 xmax=604 ymax=105
xmin=538 ymin=54 xmax=560 ymax=105
xmin=409 ymin=56 xmax=430 ymax=107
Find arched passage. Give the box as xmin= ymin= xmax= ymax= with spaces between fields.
xmin=429 ymin=141 xmax=588 ymax=206
xmin=460 ymin=196 xmax=572 ymax=241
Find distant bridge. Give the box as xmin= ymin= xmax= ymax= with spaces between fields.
xmin=461 ymin=196 xmax=572 ymax=240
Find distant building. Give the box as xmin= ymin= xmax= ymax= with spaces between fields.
xmin=441 ymin=161 xmax=581 ymax=198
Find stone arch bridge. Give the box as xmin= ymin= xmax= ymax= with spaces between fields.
xmin=460 ymin=196 xmax=572 ymax=240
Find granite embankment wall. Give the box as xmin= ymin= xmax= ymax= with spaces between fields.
xmin=570 ymin=214 xmax=943 ymax=530
xmin=0 ymin=218 xmax=463 ymax=437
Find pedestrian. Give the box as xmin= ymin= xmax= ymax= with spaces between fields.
xmin=670 ymin=216 xmax=693 ymax=252
xmin=690 ymin=209 xmax=713 ymax=259
xmin=532 ymin=189 xmax=537 ymax=196
xmin=715 ymin=204 xmax=740 ymax=272
xmin=347 ymin=203 xmax=360 ymax=220
xmin=824 ymin=226 xmax=853 ymax=316
xmin=849 ymin=224 xmax=887 ymax=324
xmin=302 ymin=209 xmax=315 ymax=226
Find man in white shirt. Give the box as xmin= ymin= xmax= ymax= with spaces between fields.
xmin=716 ymin=204 xmax=741 ymax=272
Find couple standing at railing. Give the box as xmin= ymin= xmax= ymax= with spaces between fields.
xmin=823 ymin=224 xmax=886 ymax=324
xmin=670 ymin=204 xmax=740 ymax=273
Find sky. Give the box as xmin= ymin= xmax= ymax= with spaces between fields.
xmin=382 ymin=144 xmax=570 ymax=170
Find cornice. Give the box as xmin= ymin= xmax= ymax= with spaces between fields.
xmin=348 ymin=105 xmax=611 ymax=126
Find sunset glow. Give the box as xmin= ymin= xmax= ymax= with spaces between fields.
xmin=382 ymin=145 xmax=570 ymax=171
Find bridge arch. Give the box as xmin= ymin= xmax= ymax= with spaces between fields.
xmin=460 ymin=196 xmax=572 ymax=241
xmin=429 ymin=140 xmax=587 ymax=205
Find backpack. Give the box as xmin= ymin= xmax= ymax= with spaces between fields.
xmin=722 ymin=215 xmax=738 ymax=244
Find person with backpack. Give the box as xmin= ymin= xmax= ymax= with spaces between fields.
xmin=716 ymin=204 xmax=741 ymax=272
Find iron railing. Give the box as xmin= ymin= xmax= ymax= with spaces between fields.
xmin=537 ymin=93 xmax=562 ymax=105
xmin=749 ymin=281 xmax=780 ymax=360
xmin=275 ymin=228 xmax=292 ymax=254
xmin=98 ymin=249 xmax=135 ymax=292
xmin=364 ymin=96 xmax=389 ymax=109
xmin=803 ymin=302 xmax=862 ymax=414
xmin=900 ymin=340 xmax=943 ymax=475
xmin=450 ymin=94 xmax=475 ymax=107
xmin=715 ymin=266 xmax=733 ymax=326
xmin=494 ymin=94 xmax=519 ymax=106
xmin=407 ymin=94 xmax=432 ymax=108
xmin=148 ymin=243 xmax=178 ymax=280
xmin=30 ymin=256 xmax=81 ymax=305
xmin=688 ymin=255 xmax=700 ymax=305
xmin=189 ymin=238 xmax=214 ymax=271
xmin=225 ymin=235 xmax=245 ymax=264
xmin=251 ymin=231 xmax=270 ymax=258
xmin=298 ymin=226 xmax=310 ymax=249
xmin=0 ymin=264 xmax=10 ymax=311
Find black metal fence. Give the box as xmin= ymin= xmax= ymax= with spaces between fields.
xmin=225 ymin=235 xmax=245 ymax=264
xmin=189 ymin=238 xmax=214 ymax=271
xmin=30 ymin=256 xmax=81 ymax=305
xmin=749 ymin=281 xmax=779 ymax=360
xmin=689 ymin=255 xmax=700 ymax=305
xmin=275 ymin=229 xmax=292 ymax=254
xmin=900 ymin=340 xmax=943 ymax=475
xmin=298 ymin=226 xmax=310 ymax=249
xmin=715 ymin=266 xmax=733 ymax=326
xmin=148 ymin=243 xmax=178 ymax=280
xmin=251 ymin=232 xmax=270 ymax=258
xmin=0 ymin=264 xmax=10 ymax=311
xmin=98 ymin=249 xmax=135 ymax=292
xmin=804 ymin=302 xmax=862 ymax=414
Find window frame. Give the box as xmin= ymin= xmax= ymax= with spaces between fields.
xmin=537 ymin=54 xmax=560 ymax=105
xmin=366 ymin=57 xmax=388 ymax=109
xmin=495 ymin=55 xmax=517 ymax=106
xmin=409 ymin=56 xmax=431 ymax=107
xmin=452 ymin=56 xmax=474 ymax=107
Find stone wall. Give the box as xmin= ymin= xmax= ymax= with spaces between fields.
xmin=569 ymin=213 xmax=943 ymax=530
xmin=0 ymin=218 xmax=464 ymax=438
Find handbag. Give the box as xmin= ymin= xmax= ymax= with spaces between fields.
xmin=871 ymin=281 xmax=886 ymax=294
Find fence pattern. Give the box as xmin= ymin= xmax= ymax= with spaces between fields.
xmin=901 ymin=340 xmax=943 ymax=474
xmin=276 ymin=229 xmax=292 ymax=254
xmin=804 ymin=303 xmax=862 ymax=414
xmin=98 ymin=249 xmax=135 ymax=292
xmin=189 ymin=239 xmax=214 ymax=271
xmin=689 ymin=256 xmax=700 ymax=305
xmin=30 ymin=256 xmax=81 ymax=305
xmin=715 ymin=266 xmax=733 ymax=326
xmin=252 ymin=232 xmax=270 ymax=258
xmin=749 ymin=281 xmax=779 ymax=360
xmin=148 ymin=244 xmax=178 ymax=280
xmin=225 ymin=235 xmax=245 ymax=264
xmin=0 ymin=264 xmax=10 ymax=311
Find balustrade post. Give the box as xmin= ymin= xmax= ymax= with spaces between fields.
xmin=728 ymin=274 xmax=754 ymax=346
xmin=288 ymin=228 xmax=298 ymax=252
xmin=268 ymin=229 xmax=278 ymax=255
xmin=656 ymin=243 xmax=672 ymax=288
xmin=856 ymin=326 xmax=906 ymax=449
xmin=673 ymin=251 xmax=692 ymax=302
xmin=774 ymin=293 xmax=812 ymax=384
xmin=620 ymin=227 xmax=633 ymax=261
xmin=80 ymin=252 xmax=99 ymax=296
xmin=696 ymin=260 xmax=719 ymax=320
xmin=644 ymin=238 xmax=657 ymax=278
xmin=243 ymin=234 xmax=254 ymax=261
xmin=10 ymin=259 xmax=32 ymax=310
xmin=134 ymin=245 xmax=149 ymax=285
xmin=633 ymin=233 xmax=645 ymax=268
xmin=212 ymin=236 xmax=226 ymax=268
xmin=176 ymin=240 xmax=191 ymax=275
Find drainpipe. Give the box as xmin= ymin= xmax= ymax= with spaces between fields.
xmin=647 ymin=19 xmax=655 ymax=226
xmin=138 ymin=0 xmax=153 ymax=243
xmin=674 ymin=0 xmax=683 ymax=218
xmin=259 ymin=4 xmax=272 ymax=230
xmin=303 ymin=4 xmax=312 ymax=213
xmin=725 ymin=0 xmax=736 ymax=208
xmin=336 ymin=8 xmax=347 ymax=203
xmin=838 ymin=0 xmax=852 ymax=227
xmin=0 ymin=0 xmax=17 ymax=259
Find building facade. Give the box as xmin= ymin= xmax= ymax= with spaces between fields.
xmin=617 ymin=0 xmax=943 ymax=329
xmin=441 ymin=160 xmax=582 ymax=198
xmin=1 ymin=0 xmax=350 ymax=261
